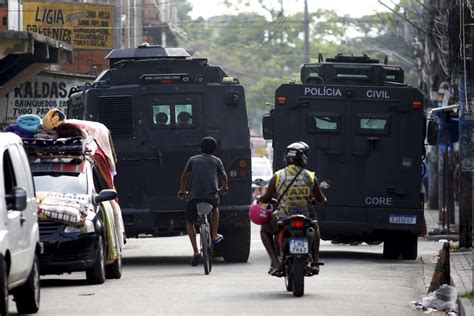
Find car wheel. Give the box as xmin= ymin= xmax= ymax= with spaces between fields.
xmin=0 ymin=255 xmax=8 ymax=316
xmin=14 ymin=255 xmax=40 ymax=314
xmin=105 ymin=254 xmax=122 ymax=279
xmin=86 ymin=236 xmax=106 ymax=284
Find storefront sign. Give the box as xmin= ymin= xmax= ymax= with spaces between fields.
xmin=4 ymin=75 xmax=90 ymax=123
xmin=23 ymin=2 xmax=113 ymax=49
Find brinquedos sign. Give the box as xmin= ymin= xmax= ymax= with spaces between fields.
xmin=5 ymin=75 xmax=89 ymax=123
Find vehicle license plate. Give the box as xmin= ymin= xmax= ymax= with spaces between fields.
xmin=289 ymin=238 xmax=309 ymax=254
xmin=389 ymin=215 xmax=417 ymax=224
xmin=39 ymin=242 xmax=44 ymax=254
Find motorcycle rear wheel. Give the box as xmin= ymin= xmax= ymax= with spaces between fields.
xmin=292 ymin=257 xmax=305 ymax=297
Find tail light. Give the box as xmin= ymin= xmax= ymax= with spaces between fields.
xmin=412 ymin=101 xmax=422 ymax=109
xmin=115 ymin=197 xmax=120 ymax=203
xmin=291 ymin=220 xmax=304 ymax=229
xmin=229 ymin=157 xmax=250 ymax=179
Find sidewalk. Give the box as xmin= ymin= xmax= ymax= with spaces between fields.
xmin=425 ymin=209 xmax=473 ymax=315
xmin=450 ymin=250 xmax=473 ymax=316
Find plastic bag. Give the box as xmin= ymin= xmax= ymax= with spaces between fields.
xmin=422 ymin=284 xmax=458 ymax=312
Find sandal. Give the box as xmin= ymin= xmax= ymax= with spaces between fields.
xmin=310 ymin=261 xmax=324 ymax=274
xmin=268 ymin=260 xmax=283 ymax=276
xmin=190 ymin=254 xmax=201 ymax=266
xmin=212 ymin=234 xmax=224 ymax=246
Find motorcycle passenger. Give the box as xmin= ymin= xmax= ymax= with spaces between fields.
xmin=257 ymin=141 xmax=327 ymax=276
xmin=178 ymin=136 xmax=229 ymax=266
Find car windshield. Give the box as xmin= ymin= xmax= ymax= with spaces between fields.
xmin=252 ymin=159 xmax=272 ymax=178
xmin=34 ymin=173 xmax=88 ymax=195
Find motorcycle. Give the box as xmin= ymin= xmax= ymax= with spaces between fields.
xmin=276 ymin=212 xmax=323 ymax=297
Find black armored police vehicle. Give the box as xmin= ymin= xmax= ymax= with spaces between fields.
xmin=67 ymin=45 xmax=251 ymax=262
xmin=263 ymin=54 xmax=425 ymax=260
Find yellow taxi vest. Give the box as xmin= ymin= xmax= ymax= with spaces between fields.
xmin=275 ymin=165 xmax=315 ymax=213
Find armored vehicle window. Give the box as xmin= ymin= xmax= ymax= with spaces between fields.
xmin=152 ymin=103 xmax=195 ymax=128
xmin=315 ymin=116 xmax=338 ymax=130
xmin=153 ymin=105 xmax=171 ymax=127
xmin=360 ymin=118 xmax=387 ymax=130
xmin=336 ymin=68 xmax=369 ymax=80
xmin=358 ymin=115 xmax=390 ymax=134
xmin=307 ymin=114 xmax=339 ymax=133
xmin=176 ymin=104 xmax=193 ymax=126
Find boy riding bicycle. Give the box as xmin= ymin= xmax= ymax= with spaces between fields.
xmin=178 ymin=137 xmax=229 ymax=266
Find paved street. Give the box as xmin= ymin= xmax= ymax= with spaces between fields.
xmin=10 ymin=224 xmax=443 ymax=316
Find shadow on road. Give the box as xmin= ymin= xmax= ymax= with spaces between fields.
xmin=231 ymin=291 xmax=324 ymax=301
xmin=321 ymin=250 xmax=383 ymax=261
xmin=40 ymin=278 xmax=88 ymax=288
xmin=320 ymin=250 xmax=420 ymax=264
xmin=123 ymin=255 xmax=227 ymax=266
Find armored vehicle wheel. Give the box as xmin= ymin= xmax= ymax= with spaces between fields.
xmin=222 ymin=222 xmax=251 ymax=263
xmin=400 ymin=233 xmax=418 ymax=260
xmin=86 ymin=236 xmax=106 ymax=284
xmin=14 ymin=255 xmax=40 ymax=314
xmin=383 ymin=233 xmax=400 ymax=259
xmin=0 ymin=255 xmax=8 ymax=316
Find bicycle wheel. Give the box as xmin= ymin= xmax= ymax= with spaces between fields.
xmin=200 ymin=223 xmax=211 ymax=275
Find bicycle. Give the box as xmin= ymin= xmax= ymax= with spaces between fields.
xmin=196 ymin=202 xmax=213 ymax=275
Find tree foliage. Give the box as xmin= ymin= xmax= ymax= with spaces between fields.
xmin=177 ymin=0 xmax=417 ymax=132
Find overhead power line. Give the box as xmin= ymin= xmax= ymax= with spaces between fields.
xmin=377 ymin=0 xmax=430 ymax=35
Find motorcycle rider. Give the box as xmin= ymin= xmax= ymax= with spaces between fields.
xmin=257 ymin=141 xmax=327 ymax=276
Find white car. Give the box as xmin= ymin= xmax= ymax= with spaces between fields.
xmin=0 ymin=133 xmax=40 ymax=315
xmin=251 ymin=156 xmax=273 ymax=198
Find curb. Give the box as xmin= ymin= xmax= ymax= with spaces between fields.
xmin=450 ymin=271 xmax=474 ymax=316
xmin=458 ymin=297 xmax=473 ymax=316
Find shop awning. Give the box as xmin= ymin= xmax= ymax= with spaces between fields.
xmin=0 ymin=31 xmax=73 ymax=95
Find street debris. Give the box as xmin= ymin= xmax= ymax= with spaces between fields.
xmin=424 ymin=284 xmax=458 ymax=313
xmin=410 ymin=284 xmax=458 ymax=314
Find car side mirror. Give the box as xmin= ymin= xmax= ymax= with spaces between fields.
xmin=426 ymin=119 xmax=439 ymax=146
xmin=6 ymin=187 xmax=27 ymax=211
xmin=94 ymin=189 xmax=118 ymax=204
xmin=262 ymin=113 xmax=273 ymax=140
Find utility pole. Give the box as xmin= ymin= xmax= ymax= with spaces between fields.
xmin=458 ymin=1 xmax=473 ymax=248
xmin=114 ymin=0 xmax=121 ymax=48
xmin=303 ymin=0 xmax=310 ymax=64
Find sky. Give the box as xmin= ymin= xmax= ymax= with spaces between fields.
xmin=188 ymin=0 xmax=393 ymax=19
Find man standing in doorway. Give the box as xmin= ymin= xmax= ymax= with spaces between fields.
xmin=178 ymin=137 xmax=229 ymax=266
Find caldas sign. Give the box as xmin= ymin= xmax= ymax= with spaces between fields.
xmin=5 ymin=75 xmax=89 ymax=123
